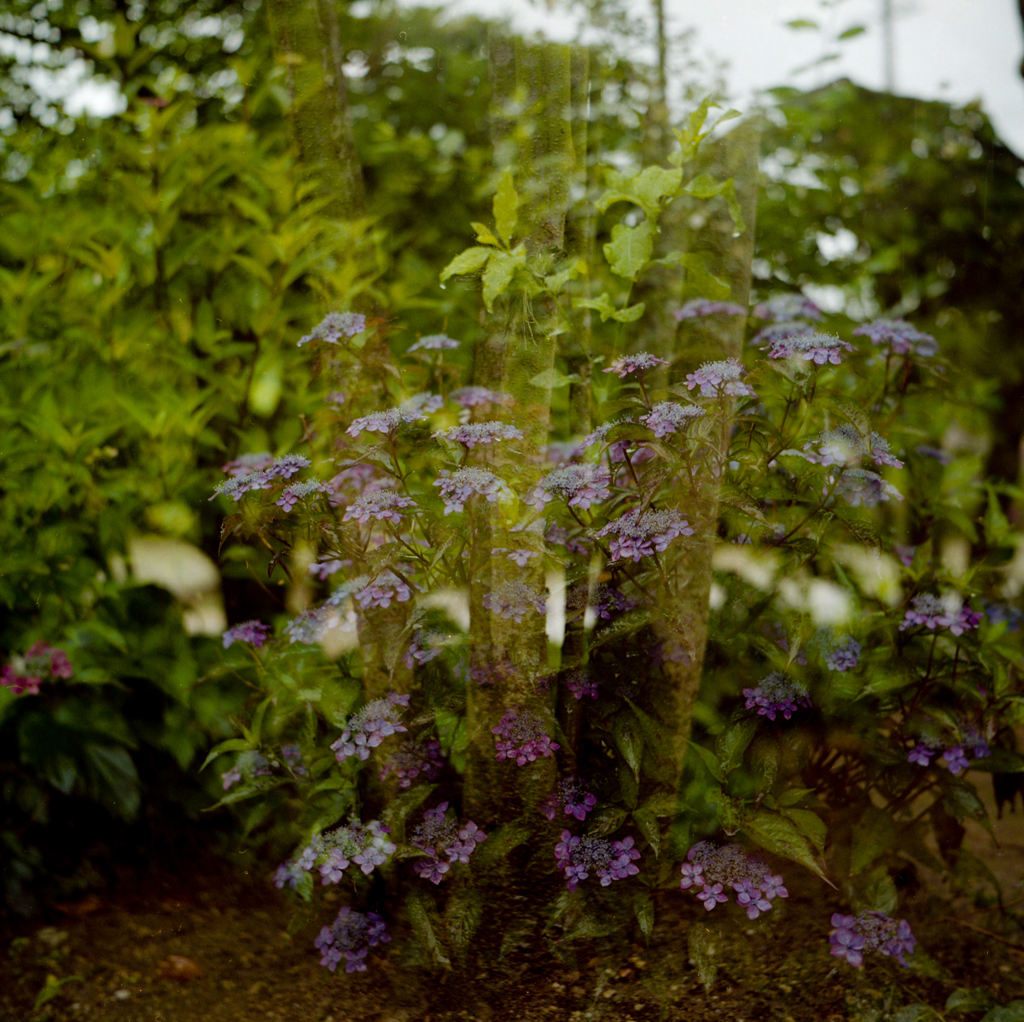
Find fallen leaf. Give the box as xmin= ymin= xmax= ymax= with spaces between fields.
xmin=157 ymin=955 xmax=203 ymax=981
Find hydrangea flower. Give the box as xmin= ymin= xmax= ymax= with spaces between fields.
xmin=763 ymin=331 xmax=855 ymax=365
xmin=823 ymin=635 xmax=861 ymax=672
xmin=222 ymin=452 xmax=274 ymax=477
xmin=455 ymin=645 xmax=517 ymax=686
xmin=274 ymin=819 xmax=396 ymax=892
xmin=832 ymin=469 xmax=903 ymax=508
xmin=211 ymin=454 xmax=311 ymax=501
xmin=1 ymin=642 xmax=73 ymax=696
xmin=828 ymin=911 xmax=916 ymax=968
xmin=403 ymin=392 xmax=445 ymax=416
xmin=685 ymin=358 xmax=757 ymax=398
xmin=555 ymin=832 xmax=640 ymax=892
xmin=309 ymin=557 xmax=348 ymax=580
xmin=565 ymin=668 xmax=598 ymax=700
xmin=380 ymin=739 xmax=444 ymax=788
xmin=450 ymin=386 xmax=512 ymax=408
xmin=482 ymin=581 xmax=547 ymax=622
xmin=342 ymin=489 xmax=418 ymax=525
xmin=908 ymin=724 xmax=989 ymax=775
xmin=603 ymin=352 xmax=669 ymax=379
xmin=410 ymin=803 xmax=487 ymax=884
xmin=596 ymin=508 xmax=695 ymax=562
xmin=347 ymin=407 xmax=423 ymax=439
xmin=277 ymin=479 xmax=328 ymax=512
xmin=673 ymin=298 xmax=747 ymax=320
xmin=680 ymin=842 xmax=789 ymax=920
xmin=354 ymin=570 xmax=414 ymax=610
xmin=743 ymin=671 xmax=811 ymax=721
xmin=402 ymin=629 xmax=447 ymax=668
xmin=298 ymin=311 xmax=367 ymax=347
xmin=529 ymin=464 xmax=612 ymax=512
xmin=899 ymin=594 xmax=982 ymax=635
xmin=545 ymin=522 xmax=590 ymax=555
xmin=541 ymin=778 xmax=598 ymax=822
xmin=331 ymin=692 xmax=410 ymax=762
xmin=407 ymin=333 xmax=459 ymax=353
xmin=314 ymin=907 xmax=390 ymax=973
xmin=222 ymin=620 xmax=271 ymax=649
xmin=752 ymin=321 xmax=816 ymax=347
xmin=432 ymin=421 xmax=524 ymax=449
xmin=433 ymin=467 xmax=511 ymax=514
xmin=640 ymin=401 xmax=706 ymax=438
xmin=852 ymin=318 xmax=938 ymax=357
xmin=804 ymin=425 xmax=903 ymax=469
xmin=588 ymin=584 xmax=636 ymax=621
xmin=492 ymin=706 xmax=560 ymax=765
xmin=753 ymin=294 xmax=823 ymax=322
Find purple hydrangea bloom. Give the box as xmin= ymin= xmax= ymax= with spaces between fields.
xmin=276 ymin=819 xmax=396 ymax=891
xmin=545 ymin=523 xmax=590 ymax=555
xmin=211 ymin=454 xmax=312 ymax=501
xmin=492 ymin=706 xmax=560 ymax=765
xmin=411 ymin=803 xmax=487 ymax=883
xmin=314 ymin=906 xmax=390 ymax=973
xmin=222 ymin=452 xmax=274 ymax=477
xmin=331 ymin=692 xmax=409 ymax=762
xmin=343 ymin=488 xmax=418 ymax=525
xmin=298 ymin=311 xmax=367 ymax=347
xmin=588 ymin=584 xmax=636 ymax=621
xmin=899 ymin=594 xmax=982 ymax=635
xmin=804 ymin=425 xmax=903 ymax=469
xmin=753 ymin=294 xmax=823 ymax=322
xmin=482 ymin=581 xmax=547 ymax=622
xmin=541 ymin=778 xmax=598 ymax=822
xmin=603 ymin=352 xmax=669 ymax=379
xmin=433 ymin=421 xmax=524 ymax=449
xmin=673 ymin=298 xmax=747 ymax=320
xmin=402 ymin=629 xmax=446 ymax=669
xmin=907 ymin=742 xmax=937 ymax=767
xmin=354 ymin=570 xmax=414 ymax=610
xmin=941 ymin=745 xmax=970 ymax=775
xmin=309 ymin=557 xmax=348 ymax=580
xmin=685 ymin=358 xmax=756 ymax=398
xmin=681 ymin=842 xmax=789 ymax=920
xmin=277 ymin=479 xmax=328 ymax=511
xmin=450 ymin=386 xmax=512 ymax=409
xmin=640 ymin=401 xmax=706 ymax=438
xmin=222 ymin=619 xmax=271 ymax=649
xmin=380 ymin=738 xmax=444 ymax=788
xmin=596 ymin=508 xmax=695 ymax=562
xmin=852 ymin=318 xmax=938 ymax=357
xmin=529 ymin=464 xmax=612 ymax=512
xmin=281 ymin=743 xmax=307 ymax=777
xmin=752 ymin=321 xmax=816 ymax=347
xmin=564 ymin=668 xmax=598 ymax=700
xmin=832 ymin=468 xmax=903 ymax=508
xmin=743 ymin=671 xmax=811 ymax=721
xmin=824 ymin=635 xmax=862 ymax=672
xmin=433 ymin=467 xmax=511 ymax=514
xmin=554 ymin=831 xmax=641 ymax=891
xmin=408 ymin=333 xmax=459 ymax=353
xmin=455 ymin=645 xmax=517 ymax=686
xmin=763 ymin=331 xmax=855 ymax=365
xmin=828 ymin=911 xmax=916 ymax=968
xmin=347 ymin=407 xmax=423 ymax=439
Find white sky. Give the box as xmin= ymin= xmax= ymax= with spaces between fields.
xmin=423 ymin=0 xmax=1024 ymax=157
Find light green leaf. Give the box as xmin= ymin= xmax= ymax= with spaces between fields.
xmin=680 ymin=253 xmax=732 ymax=300
xmin=529 ymin=367 xmax=577 ymax=389
xmin=785 ymin=18 xmax=819 ymax=29
xmin=493 ymin=170 xmax=518 ymax=246
xmin=634 ymin=892 xmax=654 ymax=942
xmin=573 ymin=294 xmax=645 ymax=323
xmin=603 ymin=221 xmax=655 ymax=281
xmin=470 ymin=221 xmax=501 ymax=246
xmin=837 ymin=24 xmax=867 ymax=40
xmin=688 ymin=924 xmax=718 ymax=993
xmin=200 ymin=737 xmax=255 ymax=772
xmin=715 ymin=717 xmax=757 ymax=774
xmin=482 ymin=251 xmax=517 ymax=311
xmin=597 ymin=165 xmax=682 ymax=217
xmin=741 ymin=809 xmax=829 ymax=882
xmin=440 ymin=246 xmax=491 ymax=283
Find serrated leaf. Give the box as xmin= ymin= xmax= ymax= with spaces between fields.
xmin=482 ymin=251 xmax=517 ymax=311
xmin=589 ymin=807 xmax=629 ymax=838
xmin=848 ymin=865 xmax=898 ymax=915
xmin=493 ymin=170 xmax=518 ymax=246
xmin=446 ymin=886 xmax=484 ymax=955
xmin=715 ymin=717 xmax=757 ymax=773
xmin=407 ymin=889 xmax=450 ymax=967
xmin=440 ymin=246 xmax=491 ymax=283
xmin=470 ymin=221 xmax=501 ymax=246
xmin=634 ymin=891 xmax=654 ymax=942
xmin=783 ymin=808 xmax=827 ymax=853
xmin=596 ymin=165 xmax=682 ymax=217
xmin=850 ymin=805 xmax=895 ymax=874
xmin=603 ymin=221 xmax=655 ymax=281
xmin=688 ymin=924 xmax=718 ymax=992
xmin=529 ymin=367 xmax=576 ymax=389
xmin=741 ymin=809 xmax=829 ymax=882
xmin=638 ymin=792 xmax=680 ymax=818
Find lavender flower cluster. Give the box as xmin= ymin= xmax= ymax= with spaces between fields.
xmin=529 ymin=464 xmax=611 ymax=511
xmin=899 ymin=594 xmax=983 ymax=636
xmin=908 ymin=725 xmax=989 ymax=775
xmin=343 ymin=489 xmax=418 ymax=525
xmin=852 ymin=319 xmax=938 ymax=358
xmin=432 ymin=421 xmax=524 ymax=449
xmin=379 ymin=738 xmax=444 ymax=788
xmin=829 ymin=911 xmax=916 ymax=967
xmin=804 ymin=425 xmax=903 ymax=469
xmin=554 ymin=832 xmax=640 ymax=891
xmin=1 ymin=641 xmax=73 ymax=696
xmin=274 ymin=819 xmax=397 ymax=890
xmin=482 ymin=580 xmax=547 ymax=622
xmin=679 ymin=842 xmax=788 ymax=919
xmin=331 ymin=692 xmax=410 ymax=762
xmin=433 ymin=467 xmax=510 ymax=514
xmin=596 ymin=508 xmax=694 ymax=562
xmin=753 ymin=294 xmax=823 ymax=323
xmin=685 ymin=358 xmax=757 ymax=398
xmin=763 ymin=331 xmax=854 ymax=365
xmin=492 ymin=706 xmax=560 ymax=765
xmin=640 ymin=401 xmax=706 ymax=437
xmin=674 ymin=298 xmax=747 ymax=320
xmin=743 ymin=672 xmax=811 ymax=721
xmin=410 ymin=803 xmax=487 ymax=884
xmin=540 ymin=778 xmax=597 ymax=822
xmin=211 ymin=454 xmax=311 ymax=501
xmin=603 ymin=352 xmax=668 ymax=379
xmin=222 ymin=619 xmax=272 ymax=649
xmin=298 ymin=311 xmax=367 ymax=347
xmin=315 ymin=907 xmax=390 ymax=973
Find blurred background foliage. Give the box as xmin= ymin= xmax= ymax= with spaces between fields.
xmin=1 ymin=0 xmax=1023 ymax=914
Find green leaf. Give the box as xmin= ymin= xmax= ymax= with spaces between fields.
xmin=785 ymin=18 xmax=819 ymax=29
xmin=848 ymin=865 xmax=898 ymax=915
xmin=597 ymin=165 xmax=682 ymax=217
xmin=529 ymin=367 xmax=577 ymax=389
xmin=782 ymin=808 xmax=827 ymax=853
xmin=473 ymin=821 xmax=533 ymax=868
xmin=634 ymin=891 xmax=654 ymax=942
xmin=574 ymin=294 xmax=647 ymax=322
xmin=603 ymin=221 xmax=655 ymax=281
xmin=200 ymin=737 xmax=255 ymax=772
xmin=632 ymin=806 xmax=660 ymax=856
xmin=493 ymin=170 xmax=518 ymax=246
xmin=947 ymin=988 xmax=999 ymax=1014
xmin=905 ymin=948 xmax=953 ymax=982
xmin=688 ymin=924 xmax=718 ymax=993
xmin=891 ymin=1007 xmax=942 ymax=1022
xmin=614 ymin=713 xmax=644 ymax=781
xmin=680 ymin=253 xmax=731 ymax=300
xmin=687 ymin=740 xmax=724 ymax=782
xmin=34 ymin=974 xmax=83 ymax=1010
xmin=440 ymin=246 xmax=491 ymax=283
xmin=981 ymin=1003 xmax=1024 ymax=1022
xmin=850 ymin=805 xmax=895 ymax=874
xmin=470 ymin=221 xmax=501 ymax=246
xmin=589 ymin=807 xmax=629 ymax=838
xmin=482 ymin=251 xmax=517 ymax=311
xmin=83 ymin=743 xmax=140 ymax=821
xmin=407 ymin=889 xmax=450 ymax=968
xmin=381 ymin=783 xmax=436 ymax=834
xmin=446 ymin=886 xmax=484 ymax=956
xmin=715 ymin=717 xmax=757 ymax=774
xmin=837 ymin=24 xmax=867 ymax=40
xmin=741 ymin=809 xmax=829 ymax=882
